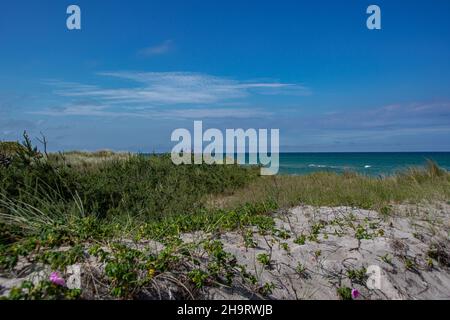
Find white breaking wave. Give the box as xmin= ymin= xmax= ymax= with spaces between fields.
xmin=308 ymin=164 xmax=328 ymax=168
xmin=308 ymin=164 xmax=348 ymax=170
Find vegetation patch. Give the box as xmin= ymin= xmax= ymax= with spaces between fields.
xmin=1 ymin=133 xmax=449 ymax=300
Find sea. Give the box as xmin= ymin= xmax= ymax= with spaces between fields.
xmin=276 ymin=152 xmax=450 ymax=176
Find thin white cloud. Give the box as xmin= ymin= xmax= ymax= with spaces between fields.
xmin=46 ymin=71 xmax=310 ymax=106
xmin=138 ymin=40 xmax=174 ymax=57
xmin=32 ymin=105 xmax=273 ymax=120
xmin=36 ymin=72 xmax=309 ymax=120
xmin=317 ymin=102 xmax=450 ymax=131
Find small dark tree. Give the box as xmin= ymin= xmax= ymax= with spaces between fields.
xmin=15 ymin=131 xmax=42 ymax=168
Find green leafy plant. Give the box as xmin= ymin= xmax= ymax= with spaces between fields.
xmin=4 ymin=280 xmax=80 ymax=300
xmin=337 ymin=286 xmax=352 ymax=300
xmin=314 ymin=250 xmax=322 ymax=258
xmin=258 ymin=282 xmax=275 ymax=296
xmin=104 ymin=244 xmax=149 ymax=298
xmin=294 ymin=234 xmax=306 ymax=245
xmin=188 ymin=269 xmax=209 ymax=289
xmin=355 ymin=225 xmax=372 ymax=240
xmin=403 ymin=257 xmax=417 ymax=271
xmin=295 ymin=263 xmax=308 ymax=278
xmin=280 ymin=242 xmax=290 ymax=253
xmin=273 ymin=228 xmax=291 ymax=240
xmin=347 ymin=267 xmax=367 ymax=284
xmin=243 ymin=230 xmax=257 ymax=248
xmin=380 ymin=254 xmax=392 ymax=265
xmin=256 ymin=253 xmax=271 ymax=268
xmin=37 ymin=245 xmax=85 ymax=270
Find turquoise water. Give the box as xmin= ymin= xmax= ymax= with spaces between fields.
xmin=277 ymin=152 xmax=450 ymax=176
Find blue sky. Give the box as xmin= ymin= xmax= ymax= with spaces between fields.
xmin=1 ymin=0 xmax=450 ymax=152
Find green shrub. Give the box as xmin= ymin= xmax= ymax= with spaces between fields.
xmin=0 ymin=134 xmax=259 ymax=236
xmin=0 ymin=141 xmax=26 ymax=157
xmin=4 ymin=280 xmax=81 ymax=300
xmin=337 ymin=287 xmax=352 ymax=300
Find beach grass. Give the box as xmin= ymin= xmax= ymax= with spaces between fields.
xmin=210 ymin=159 xmax=450 ymax=213
xmin=1 ymin=136 xmax=449 ymax=243
xmin=1 ymin=137 xmax=450 ymax=299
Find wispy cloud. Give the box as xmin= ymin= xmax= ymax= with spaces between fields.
xmin=274 ymin=101 xmax=450 ymax=150
xmin=137 ymin=40 xmax=174 ymax=57
xmin=314 ymin=102 xmax=450 ymax=131
xmin=39 ymin=71 xmax=309 ymax=119
xmin=33 ymin=105 xmax=273 ymax=120
xmin=51 ymin=72 xmax=308 ymax=105
xmin=271 ymin=102 xmax=450 ymax=140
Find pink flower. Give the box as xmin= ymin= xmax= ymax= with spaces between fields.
xmin=49 ymin=272 xmax=66 ymax=287
xmin=351 ymin=288 xmax=360 ymax=299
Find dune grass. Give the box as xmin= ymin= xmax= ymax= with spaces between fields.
xmin=210 ymin=160 xmax=450 ymax=213
xmin=47 ymin=151 xmax=133 ymax=172
xmin=1 ymin=136 xmax=449 ymax=300
xmin=0 ymin=135 xmax=449 ymax=246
